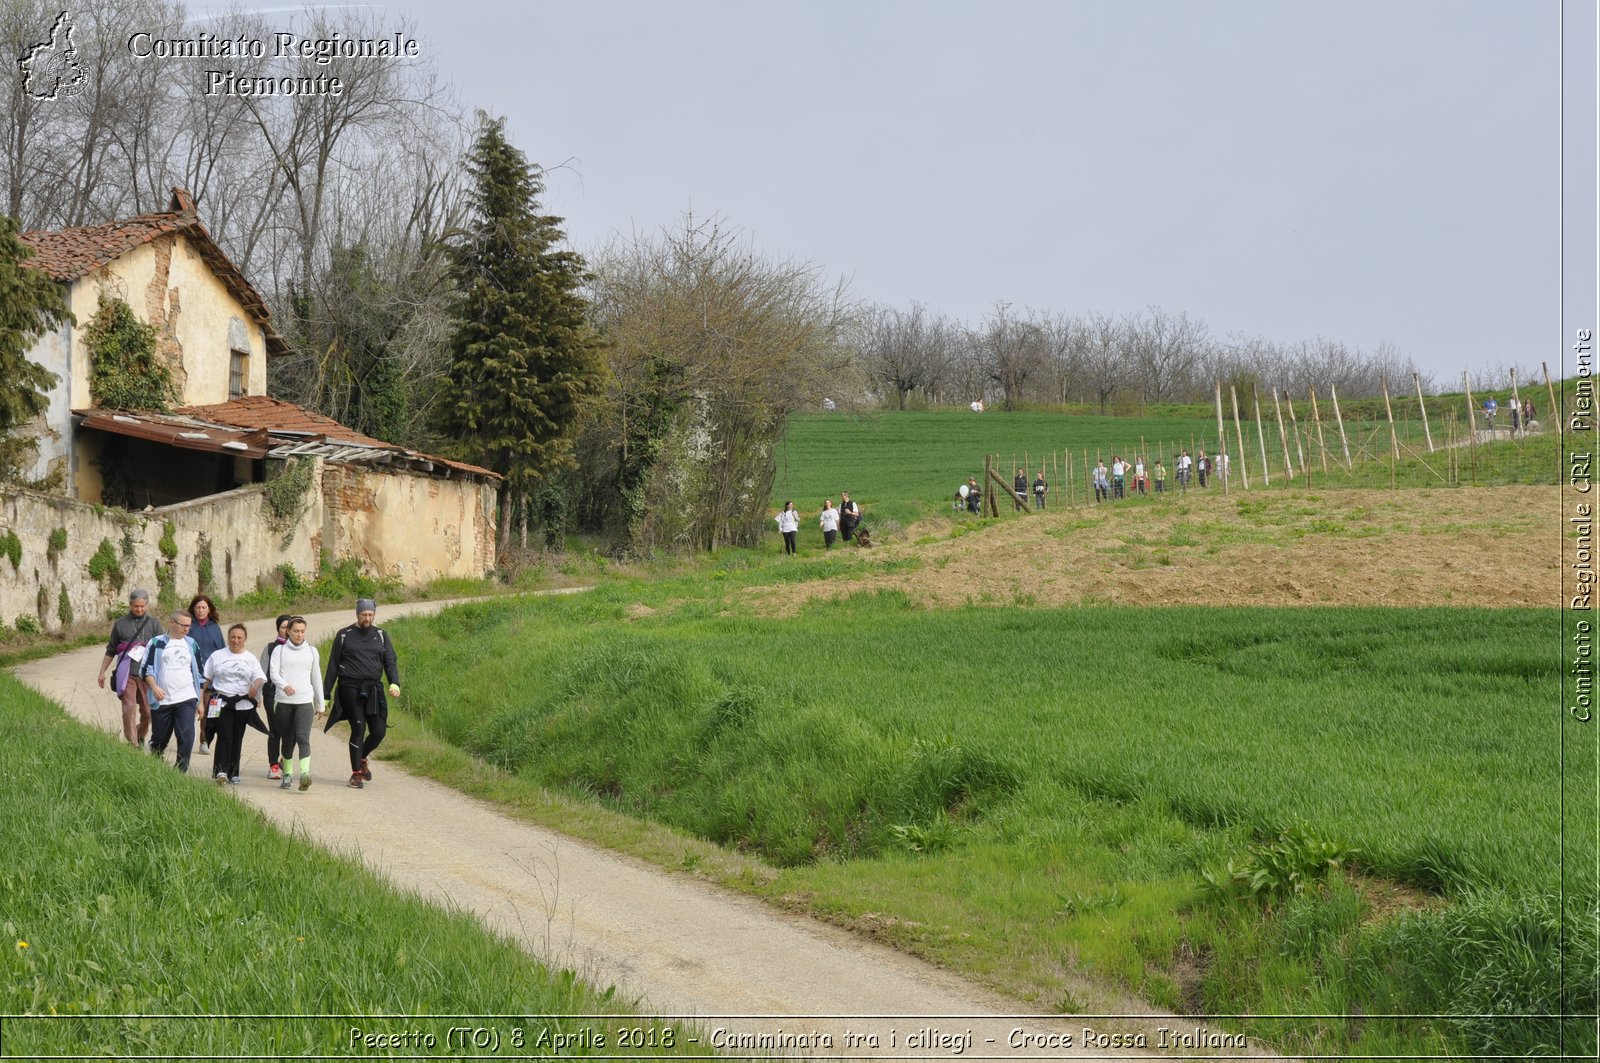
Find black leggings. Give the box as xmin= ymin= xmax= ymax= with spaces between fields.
xmin=267 ymin=692 xmax=299 ymax=765
xmin=337 ymin=683 xmax=387 ymax=772
xmin=782 ymin=530 xmax=797 ymax=555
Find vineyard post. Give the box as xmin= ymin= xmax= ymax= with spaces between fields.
xmin=1272 ymin=387 xmax=1295 ymax=479
xmin=1310 ymin=386 xmax=1330 ymax=473
xmin=1287 ymin=393 xmax=1306 ymax=474
xmin=1329 ymin=382 xmax=1353 ymax=471
xmin=1464 ymin=371 xmax=1479 ymax=484
xmin=1230 ymin=385 xmax=1251 ymax=490
xmin=1413 ymin=372 xmax=1435 ymax=452
xmin=1381 ymin=375 xmax=1400 ymax=461
xmin=1544 ymin=362 xmax=1560 ymax=473
xmin=1509 ymin=368 xmax=1524 ymax=442
xmin=1252 ymin=391 xmax=1272 ymax=487
xmin=1209 ymin=379 xmax=1222 ymax=483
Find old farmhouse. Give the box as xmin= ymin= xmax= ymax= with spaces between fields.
xmin=1 ymin=189 xmax=496 ymax=630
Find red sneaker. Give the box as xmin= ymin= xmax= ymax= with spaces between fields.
xmin=348 ymin=772 xmax=364 ymax=789
xmin=360 ymin=757 xmax=372 ymax=781
xmin=269 ymin=764 xmax=283 ymax=781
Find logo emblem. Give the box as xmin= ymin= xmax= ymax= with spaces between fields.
xmin=21 ymin=11 xmax=86 ymax=102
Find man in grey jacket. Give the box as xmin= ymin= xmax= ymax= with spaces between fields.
xmin=97 ymin=589 xmax=161 ymax=747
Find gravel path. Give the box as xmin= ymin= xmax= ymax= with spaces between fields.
xmin=14 ymin=598 xmax=1271 ymax=1061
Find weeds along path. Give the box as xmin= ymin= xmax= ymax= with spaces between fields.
xmin=12 ymin=599 xmax=1262 ymax=1060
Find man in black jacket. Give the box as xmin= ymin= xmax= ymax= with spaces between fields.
xmin=839 ymin=491 xmax=860 ymax=542
xmin=322 ymin=598 xmax=401 ymax=789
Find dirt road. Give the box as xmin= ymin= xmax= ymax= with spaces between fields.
xmin=14 ymin=599 xmax=1268 ymax=1060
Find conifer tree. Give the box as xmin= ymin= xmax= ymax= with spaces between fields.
xmin=440 ymin=115 xmax=605 ymax=552
xmin=0 ymin=216 xmax=71 ymax=482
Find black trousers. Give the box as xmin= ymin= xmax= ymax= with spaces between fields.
xmin=336 ymin=683 xmax=387 ymax=772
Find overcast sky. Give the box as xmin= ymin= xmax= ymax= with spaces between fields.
xmin=216 ymin=1 xmax=1587 ymax=384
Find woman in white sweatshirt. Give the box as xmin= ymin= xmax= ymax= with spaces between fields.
xmin=268 ymin=616 xmax=325 ymax=791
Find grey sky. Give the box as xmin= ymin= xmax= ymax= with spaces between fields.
xmin=292 ymin=2 xmax=1581 ymax=382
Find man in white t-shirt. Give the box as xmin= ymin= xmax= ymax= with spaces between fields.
xmin=140 ymin=610 xmax=203 ymax=773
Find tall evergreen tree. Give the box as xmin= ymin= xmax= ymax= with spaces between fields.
xmin=0 ymin=215 xmax=70 ymax=483
xmin=440 ymin=115 xmax=605 ymax=553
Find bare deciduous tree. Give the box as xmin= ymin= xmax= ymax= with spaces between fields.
xmin=583 ymin=216 xmax=855 ymax=552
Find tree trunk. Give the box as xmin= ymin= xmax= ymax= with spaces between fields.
xmin=497 ymin=487 xmax=513 ymax=557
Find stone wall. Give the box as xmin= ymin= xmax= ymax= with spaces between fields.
xmin=2 ymin=457 xmax=496 ymax=633
xmin=0 ymin=462 xmax=323 ymax=633
xmin=321 ymin=464 xmax=497 ymax=583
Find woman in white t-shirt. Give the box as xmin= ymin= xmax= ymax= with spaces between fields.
xmin=774 ymin=501 xmax=800 ymax=555
xmin=819 ymin=500 xmax=840 ymax=549
xmin=269 ymin=616 xmax=325 ymax=791
xmin=202 ymin=624 xmax=266 ymax=785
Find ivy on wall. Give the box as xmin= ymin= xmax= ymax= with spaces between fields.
xmin=85 ymin=295 xmax=177 ymax=411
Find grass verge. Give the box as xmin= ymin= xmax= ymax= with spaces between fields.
xmin=383 ymin=589 xmax=1595 ymax=1061
xmin=0 ymin=671 xmax=701 ymax=1058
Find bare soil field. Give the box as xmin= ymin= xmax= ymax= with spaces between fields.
xmin=751 ymin=485 xmax=1559 ymax=613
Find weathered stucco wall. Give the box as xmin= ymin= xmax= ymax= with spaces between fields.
xmin=321 ymin=465 xmax=497 ymax=582
xmin=25 ymin=233 xmax=272 ymax=490
xmin=0 ymin=461 xmax=322 ymax=634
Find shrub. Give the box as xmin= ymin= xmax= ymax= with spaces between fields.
xmin=196 ymin=535 xmax=214 ymax=592
xmin=87 ymin=538 xmax=123 ymax=590
xmin=46 ymin=527 xmax=66 ymax=559
xmin=0 ymin=530 xmax=21 ymax=569
xmin=84 ymin=295 xmax=176 ymax=411
xmin=155 ymin=562 xmax=176 ymax=610
xmin=158 ymin=521 xmax=177 ymax=560
xmin=14 ymin=614 xmax=39 ymax=635
xmin=262 ymin=458 xmax=314 ymax=532
xmin=56 ymin=585 xmax=72 ymax=626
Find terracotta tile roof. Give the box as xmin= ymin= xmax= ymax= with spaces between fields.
xmin=20 ymin=188 xmax=289 ymax=357
xmin=185 ymin=395 xmax=389 ymax=448
xmin=20 ymin=214 xmax=190 ymax=281
xmin=180 ymin=396 xmax=499 ymax=481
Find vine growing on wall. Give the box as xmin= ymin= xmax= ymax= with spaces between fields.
xmin=261 ymin=457 xmax=315 ymax=539
xmin=155 ymin=560 xmax=176 ymax=610
xmin=196 ymin=534 xmax=214 ymax=591
xmin=85 ymin=295 xmax=177 ymax=411
xmin=88 ymin=538 xmax=124 ymax=591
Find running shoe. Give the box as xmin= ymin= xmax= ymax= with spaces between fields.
xmin=279 ymin=775 xmax=293 ymax=790
xmin=229 ymin=776 xmax=241 ymax=785
xmin=299 ymin=775 xmax=312 ymax=792
xmin=348 ymin=772 xmax=364 ymax=789
xmin=199 ymin=741 xmax=211 ymax=755
xmin=360 ymin=757 xmax=372 ymax=781
xmin=269 ymin=764 xmax=283 ymax=781
xmin=214 ymin=772 xmax=227 ymax=785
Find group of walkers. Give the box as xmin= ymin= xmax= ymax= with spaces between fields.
xmin=775 ymin=491 xmax=866 ymax=553
xmin=1090 ymin=449 xmax=1227 ymax=501
xmin=948 ymin=448 xmax=1228 ymax=512
xmin=1481 ymin=395 xmax=1536 ymax=433
xmin=98 ymin=591 xmax=403 ymax=791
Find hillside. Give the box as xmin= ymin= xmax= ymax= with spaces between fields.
xmin=747 ymin=484 xmax=1558 ymax=612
